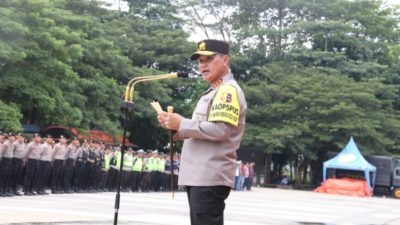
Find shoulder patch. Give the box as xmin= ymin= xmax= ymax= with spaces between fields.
xmin=208 ymin=84 xmax=240 ymax=126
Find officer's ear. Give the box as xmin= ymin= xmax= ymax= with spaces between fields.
xmin=222 ymin=54 xmax=230 ymax=67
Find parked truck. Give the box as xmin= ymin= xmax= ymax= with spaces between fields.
xmin=365 ymin=155 xmax=400 ymax=198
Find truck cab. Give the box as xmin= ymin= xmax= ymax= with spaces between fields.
xmin=366 ymin=156 xmax=400 ymax=198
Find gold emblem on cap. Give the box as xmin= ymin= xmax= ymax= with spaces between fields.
xmin=198 ymin=41 xmax=206 ymax=51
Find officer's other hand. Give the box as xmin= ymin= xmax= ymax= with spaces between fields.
xmin=157 ymin=111 xmax=183 ymax=130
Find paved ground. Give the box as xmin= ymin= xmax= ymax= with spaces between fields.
xmin=1 ymin=187 xmax=400 ymax=225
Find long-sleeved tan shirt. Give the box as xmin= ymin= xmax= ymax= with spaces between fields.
xmin=1 ymin=140 xmax=14 ymax=158
xmin=13 ymin=141 xmax=26 ymax=159
xmin=176 ymin=73 xmax=247 ymax=188
xmin=26 ymin=142 xmax=43 ymax=160
xmin=53 ymin=143 xmax=69 ymax=160
xmin=40 ymin=142 xmax=54 ymax=161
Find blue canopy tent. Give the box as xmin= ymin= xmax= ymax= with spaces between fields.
xmin=323 ymin=137 xmax=376 ymax=189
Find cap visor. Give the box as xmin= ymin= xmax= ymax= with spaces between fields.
xmin=190 ymin=51 xmax=217 ymax=60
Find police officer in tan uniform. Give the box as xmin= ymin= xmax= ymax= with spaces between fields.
xmin=51 ymin=135 xmax=68 ymax=194
xmin=0 ymin=133 xmax=16 ymax=197
xmin=35 ymin=134 xmax=53 ymax=195
xmin=11 ymin=133 xmax=26 ymax=196
xmin=24 ymin=134 xmax=43 ymax=195
xmin=158 ymin=39 xmax=247 ymax=225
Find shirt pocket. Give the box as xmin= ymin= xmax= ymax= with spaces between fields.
xmin=192 ymin=94 xmax=213 ymax=121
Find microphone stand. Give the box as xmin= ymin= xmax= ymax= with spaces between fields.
xmin=114 ymin=100 xmax=134 ymax=225
xmin=113 ymin=72 xmax=188 ymax=225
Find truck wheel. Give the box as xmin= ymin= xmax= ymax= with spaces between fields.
xmin=393 ymin=188 xmax=400 ymax=199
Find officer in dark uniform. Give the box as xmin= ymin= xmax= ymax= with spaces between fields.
xmin=0 ymin=133 xmax=16 ymax=197
xmin=11 ymin=133 xmax=25 ymax=196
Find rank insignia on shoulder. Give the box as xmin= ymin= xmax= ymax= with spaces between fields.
xmin=208 ymin=84 xmax=240 ymax=126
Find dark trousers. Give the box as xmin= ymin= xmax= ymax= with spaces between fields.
xmin=35 ymin=161 xmax=51 ymax=192
xmin=244 ymin=177 xmax=252 ymax=190
xmin=122 ymin=170 xmax=132 ymax=190
xmin=186 ymin=186 xmax=231 ymax=225
xmin=23 ymin=159 xmax=39 ymax=193
xmin=99 ymin=169 xmax=108 ymax=190
xmin=51 ymin=159 xmax=64 ymax=191
xmin=11 ymin=158 xmax=23 ymax=193
xmin=74 ymin=160 xmax=86 ymax=190
xmin=141 ymin=171 xmax=152 ymax=191
xmin=87 ymin=162 xmax=97 ymax=190
xmin=131 ymin=171 xmax=141 ymax=191
xmin=63 ymin=159 xmax=75 ymax=192
xmin=94 ymin=164 xmax=103 ymax=190
xmin=164 ymin=173 xmax=178 ymax=191
xmin=151 ymin=171 xmax=162 ymax=191
xmin=84 ymin=162 xmax=94 ymax=190
xmin=162 ymin=173 xmax=170 ymax=191
xmin=0 ymin=157 xmax=12 ymax=194
xmin=106 ymin=167 xmax=118 ymax=191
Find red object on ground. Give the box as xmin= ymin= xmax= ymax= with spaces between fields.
xmin=314 ymin=178 xmax=372 ymax=197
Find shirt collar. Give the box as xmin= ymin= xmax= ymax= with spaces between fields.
xmin=202 ymin=72 xmax=234 ymax=95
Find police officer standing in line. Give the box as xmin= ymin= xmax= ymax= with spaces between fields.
xmin=73 ymin=140 xmax=87 ymax=192
xmin=63 ymin=138 xmax=80 ymax=193
xmin=94 ymin=142 xmax=105 ymax=192
xmin=11 ymin=133 xmax=25 ymax=196
xmin=24 ymin=134 xmax=43 ymax=195
xmin=99 ymin=145 xmax=111 ymax=192
xmin=107 ymin=145 xmax=121 ymax=191
xmin=161 ymin=154 xmax=170 ymax=192
xmin=157 ymin=153 xmax=166 ymax=191
xmin=131 ymin=149 xmax=143 ymax=192
xmin=86 ymin=140 xmax=97 ymax=192
xmin=51 ymin=135 xmax=68 ymax=194
xmin=150 ymin=150 xmax=161 ymax=191
xmin=158 ymin=40 xmax=247 ymax=225
xmin=0 ymin=133 xmax=16 ymax=197
xmin=140 ymin=150 xmax=153 ymax=192
xmin=35 ymin=134 xmax=53 ymax=195
xmin=121 ymin=148 xmax=133 ymax=192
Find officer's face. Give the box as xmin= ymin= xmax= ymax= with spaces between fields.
xmin=34 ymin=136 xmax=41 ymax=143
xmin=60 ymin=138 xmax=66 ymax=144
xmin=198 ymin=54 xmax=230 ymax=85
xmin=46 ymin=137 xmax=53 ymax=144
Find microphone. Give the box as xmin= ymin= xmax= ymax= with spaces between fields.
xmin=176 ymin=71 xmax=189 ymax=78
xmin=124 ymin=71 xmax=191 ymax=102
